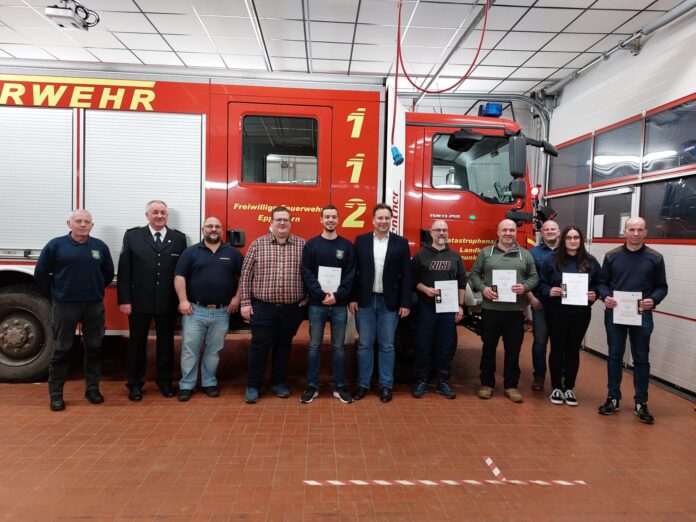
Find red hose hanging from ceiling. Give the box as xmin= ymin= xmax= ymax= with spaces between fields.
xmin=390 ymin=0 xmax=491 ymax=145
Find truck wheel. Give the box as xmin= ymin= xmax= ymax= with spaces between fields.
xmin=0 ymin=285 xmax=53 ymax=382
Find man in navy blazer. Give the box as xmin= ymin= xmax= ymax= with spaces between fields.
xmin=349 ymin=203 xmax=412 ymax=403
xmin=117 ymin=200 xmax=188 ymax=401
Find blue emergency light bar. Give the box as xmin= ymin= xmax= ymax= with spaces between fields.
xmin=478 ymin=102 xmax=503 ymax=117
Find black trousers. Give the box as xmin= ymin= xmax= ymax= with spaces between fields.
xmin=546 ymin=307 xmax=592 ymax=390
xmin=126 ymin=312 xmax=176 ymax=389
xmin=48 ymin=301 xmax=105 ymax=397
xmin=479 ymin=308 xmax=525 ymax=389
xmin=246 ymin=300 xmax=303 ymax=390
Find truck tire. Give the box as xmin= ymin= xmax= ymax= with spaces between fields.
xmin=0 ymin=285 xmax=53 ymax=382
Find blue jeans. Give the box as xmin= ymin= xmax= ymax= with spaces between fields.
xmin=604 ymin=309 xmax=653 ymax=404
xmin=414 ymin=303 xmax=456 ymax=383
xmin=307 ymin=305 xmax=348 ymax=388
xmin=355 ymin=294 xmax=399 ymax=389
xmin=179 ymin=304 xmax=229 ymax=390
xmin=531 ymin=307 xmax=549 ymax=380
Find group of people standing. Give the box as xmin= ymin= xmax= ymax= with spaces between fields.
xmin=527 ymin=217 xmax=668 ymax=423
xmin=34 ymin=201 xmax=667 ymax=425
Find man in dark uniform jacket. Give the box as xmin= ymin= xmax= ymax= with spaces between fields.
xmin=117 ymin=200 xmax=187 ymax=401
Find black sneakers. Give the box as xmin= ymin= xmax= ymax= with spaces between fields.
xmin=634 ymin=402 xmax=655 ymax=424
xmin=333 ymin=387 xmax=353 ymax=404
xmin=549 ymin=388 xmax=564 ymax=405
xmin=435 ymin=382 xmax=456 ymax=399
xmin=300 ymin=386 xmax=319 ymax=404
xmin=598 ymin=397 xmax=620 ymax=415
xmin=412 ymin=381 xmax=428 ymax=398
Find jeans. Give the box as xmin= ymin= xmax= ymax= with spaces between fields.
xmin=604 ymin=309 xmax=653 ymax=404
xmin=246 ymin=300 xmax=304 ymax=390
xmin=479 ymin=308 xmax=525 ymax=389
xmin=546 ymin=307 xmax=592 ymax=390
xmin=355 ymin=294 xmax=399 ymax=389
xmin=414 ymin=303 xmax=456 ymax=383
xmin=179 ymin=304 xmax=230 ymax=390
xmin=531 ymin=307 xmax=549 ymax=380
xmin=48 ymin=301 xmax=105 ymax=397
xmin=307 ymin=305 xmax=348 ymax=388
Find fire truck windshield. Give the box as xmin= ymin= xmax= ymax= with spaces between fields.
xmin=431 ymin=133 xmax=514 ymax=204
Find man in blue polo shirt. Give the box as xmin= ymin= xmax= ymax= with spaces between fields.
xmin=174 ymin=217 xmax=243 ymax=401
xmin=35 ymin=209 xmax=114 ymax=412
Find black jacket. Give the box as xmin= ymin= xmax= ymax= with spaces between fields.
xmin=350 ymin=232 xmax=412 ymax=312
xmin=117 ymin=226 xmax=187 ymax=314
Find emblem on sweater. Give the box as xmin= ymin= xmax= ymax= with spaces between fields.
xmin=91 ymin=250 xmax=101 ymax=260
xmin=336 ymin=250 xmax=345 ymax=259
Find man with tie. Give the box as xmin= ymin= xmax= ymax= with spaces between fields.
xmin=117 ymin=200 xmax=188 ymax=401
xmin=349 ymin=203 xmax=412 ymax=403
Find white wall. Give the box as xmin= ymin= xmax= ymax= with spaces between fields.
xmin=550 ymin=11 xmax=696 ymax=145
xmin=548 ymin=11 xmax=696 ymax=395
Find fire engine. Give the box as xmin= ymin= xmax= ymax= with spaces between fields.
xmin=0 ymin=69 xmax=556 ymax=382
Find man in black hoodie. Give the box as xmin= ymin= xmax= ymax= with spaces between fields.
xmin=411 ymin=220 xmax=467 ymax=399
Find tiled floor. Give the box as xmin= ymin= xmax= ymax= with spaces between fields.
xmin=1 ymin=326 xmax=695 ymax=522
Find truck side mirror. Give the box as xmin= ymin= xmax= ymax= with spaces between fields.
xmin=508 ymin=134 xmax=526 ymax=178
xmin=420 ymin=228 xmax=432 ymax=246
xmin=509 ymin=179 xmax=526 ymax=199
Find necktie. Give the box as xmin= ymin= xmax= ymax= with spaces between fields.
xmin=154 ymin=232 xmax=162 ymax=249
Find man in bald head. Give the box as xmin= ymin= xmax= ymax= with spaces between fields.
xmin=469 ymin=219 xmax=538 ymax=403
xmin=596 ymin=217 xmax=668 ymax=424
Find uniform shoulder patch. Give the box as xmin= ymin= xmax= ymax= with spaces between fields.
xmin=605 ymin=245 xmax=624 ymax=258
xmin=644 ymin=246 xmax=664 ymax=261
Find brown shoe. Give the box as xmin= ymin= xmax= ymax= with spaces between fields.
xmin=477 ymin=386 xmax=493 ymax=399
xmin=531 ymin=378 xmax=544 ymax=391
xmin=505 ymin=388 xmax=523 ymax=403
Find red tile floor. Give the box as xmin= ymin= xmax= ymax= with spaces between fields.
xmin=1 ymin=325 xmax=695 ymax=521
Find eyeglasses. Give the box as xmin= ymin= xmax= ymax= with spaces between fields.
xmin=273 ymin=218 xmax=290 ymax=223
xmin=431 ymin=228 xmax=448 ymax=233
xmin=565 ymin=235 xmax=581 ymax=240
xmin=204 ymin=224 xmax=222 ymax=229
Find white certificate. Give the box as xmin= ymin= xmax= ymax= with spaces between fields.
xmin=561 ymin=272 xmax=589 ymax=306
xmin=317 ymin=266 xmax=341 ymax=293
xmin=435 ymin=280 xmax=459 ymax=313
xmin=492 ymin=269 xmax=517 ymax=303
xmin=613 ymin=290 xmax=643 ymax=326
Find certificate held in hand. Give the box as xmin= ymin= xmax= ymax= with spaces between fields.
xmin=561 ymin=272 xmax=589 ymax=306
xmin=492 ymin=269 xmax=517 ymax=303
xmin=434 ymin=280 xmax=459 ymax=313
xmin=612 ymin=290 xmax=643 ymax=326
xmin=317 ymin=266 xmax=341 ymax=293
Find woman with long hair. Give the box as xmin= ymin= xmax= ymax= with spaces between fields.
xmin=539 ymin=225 xmax=601 ymax=406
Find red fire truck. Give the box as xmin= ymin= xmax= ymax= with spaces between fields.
xmin=0 ymin=69 xmax=553 ymax=381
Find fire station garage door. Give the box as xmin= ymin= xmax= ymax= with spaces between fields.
xmin=82 ymin=110 xmax=204 ymax=270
